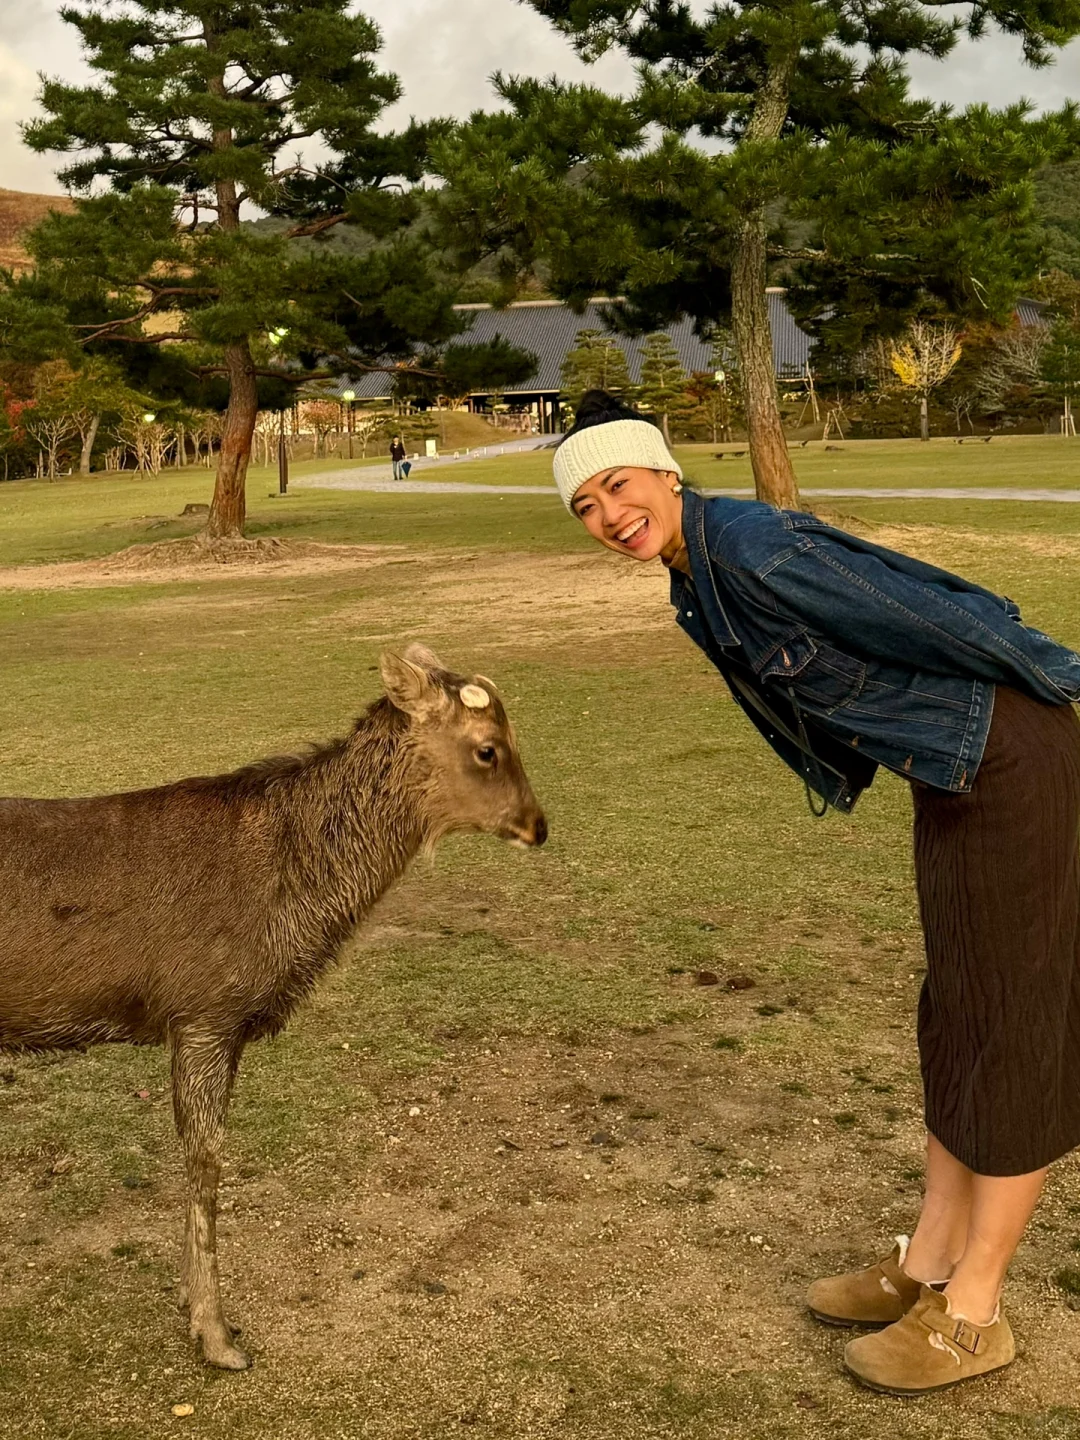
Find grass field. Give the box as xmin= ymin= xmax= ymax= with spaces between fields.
xmin=301 ymin=434 xmax=1080 ymax=491
xmin=2 ymin=447 xmax=1080 ymax=1439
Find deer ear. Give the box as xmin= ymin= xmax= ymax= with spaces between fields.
xmin=379 ymin=650 xmax=439 ymax=717
xmin=402 ymin=642 xmax=445 ymax=673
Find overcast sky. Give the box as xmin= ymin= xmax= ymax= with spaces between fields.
xmin=2 ymin=0 xmax=1080 ymax=197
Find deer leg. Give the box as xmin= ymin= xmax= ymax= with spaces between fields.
xmin=171 ymin=1029 xmax=249 ymax=1370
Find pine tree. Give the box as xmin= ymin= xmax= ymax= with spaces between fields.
xmin=636 ymin=332 xmax=689 ymax=441
xmin=435 ymin=1 xmax=1080 ymax=507
xmin=560 ymin=329 xmax=635 ymax=407
xmin=13 ymin=1 xmax=529 ymax=536
xmin=1040 ymin=315 xmax=1080 ymax=433
xmin=1035 ymin=161 xmax=1080 ymax=278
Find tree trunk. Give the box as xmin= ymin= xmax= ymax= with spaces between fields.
xmin=204 ymin=37 xmax=258 ymax=539
xmin=729 ymin=54 xmax=800 ymax=510
xmin=920 ymin=394 xmax=929 ymax=443
xmin=731 ymin=222 xmax=798 ymax=508
xmin=79 ymin=414 xmax=100 ymax=475
xmin=207 ymin=341 xmax=258 ymax=537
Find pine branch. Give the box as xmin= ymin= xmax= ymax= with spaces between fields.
xmin=288 ymin=213 xmax=349 ymax=237
xmin=768 ymin=245 xmax=920 ymax=266
xmin=86 ymin=331 xmax=190 ymax=345
xmin=135 ymin=283 xmax=220 ymax=297
xmin=73 ymin=285 xmax=216 ymax=342
xmin=160 ymin=124 xmax=212 ymax=150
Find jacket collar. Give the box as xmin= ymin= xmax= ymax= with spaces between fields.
xmin=673 ymin=488 xmax=738 ymax=647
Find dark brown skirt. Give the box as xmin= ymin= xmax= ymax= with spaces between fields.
xmin=913 ymin=685 xmax=1080 ymax=1176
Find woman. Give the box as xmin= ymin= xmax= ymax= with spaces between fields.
xmin=555 ymin=391 xmax=1080 ymax=1397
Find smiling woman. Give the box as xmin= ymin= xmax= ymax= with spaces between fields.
xmin=553 ymin=389 xmax=1080 ymax=1398
xmin=555 ymin=397 xmax=687 ymax=566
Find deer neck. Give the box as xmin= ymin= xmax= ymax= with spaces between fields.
xmin=271 ymin=709 xmax=430 ymax=958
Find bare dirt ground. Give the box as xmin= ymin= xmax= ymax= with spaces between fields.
xmin=0 ymin=537 xmax=419 ymax=590
xmin=3 ymin=519 xmax=1079 ymax=593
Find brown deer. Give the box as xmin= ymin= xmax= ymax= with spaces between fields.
xmin=0 ymin=645 xmax=546 ymax=1369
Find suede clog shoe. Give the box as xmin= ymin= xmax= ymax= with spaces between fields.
xmin=843 ymin=1285 xmax=1015 ymax=1396
xmin=807 ymin=1238 xmax=924 ymax=1328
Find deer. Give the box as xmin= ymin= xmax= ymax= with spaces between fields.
xmin=0 ymin=645 xmax=547 ymax=1369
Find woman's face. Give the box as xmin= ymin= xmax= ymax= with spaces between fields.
xmin=571 ymin=465 xmax=683 ymax=563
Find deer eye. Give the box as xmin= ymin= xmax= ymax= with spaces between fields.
xmin=474 ymin=744 xmax=497 ymax=767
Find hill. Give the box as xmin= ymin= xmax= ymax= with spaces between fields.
xmin=0 ymin=188 xmax=76 ymax=273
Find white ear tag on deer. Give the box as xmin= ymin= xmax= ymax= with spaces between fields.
xmin=460 ymin=684 xmax=490 ymax=710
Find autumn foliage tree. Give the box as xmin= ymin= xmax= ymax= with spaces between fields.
xmin=888 ymin=321 xmax=963 ymax=441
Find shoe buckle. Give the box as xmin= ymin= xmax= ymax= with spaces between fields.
xmin=952 ymin=1320 xmax=981 ymax=1355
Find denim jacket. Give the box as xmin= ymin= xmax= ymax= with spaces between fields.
xmin=671 ymin=489 xmax=1080 ymax=813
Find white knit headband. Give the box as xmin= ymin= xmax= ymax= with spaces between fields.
xmin=553 ymin=418 xmax=683 ymax=510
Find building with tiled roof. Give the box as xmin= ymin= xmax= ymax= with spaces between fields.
xmin=315 ymin=289 xmax=1049 ymax=432
xmin=324 ymin=291 xmax=812 ymax=429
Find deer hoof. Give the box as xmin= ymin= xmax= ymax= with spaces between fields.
xmin=202 ymin=1335 xmax=251 ymax=1370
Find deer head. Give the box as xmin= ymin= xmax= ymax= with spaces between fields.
xmin=380 ymin=644 xmax=548 ymax=849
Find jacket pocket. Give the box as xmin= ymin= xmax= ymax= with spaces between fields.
xmin=758 ymin=633 xmax=866 ymax=714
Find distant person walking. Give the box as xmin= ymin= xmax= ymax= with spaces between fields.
xmin=553 ymin=389 xmax=1080 ymax=1398
xmin=390 ymin=435 xmax=407 ymax=481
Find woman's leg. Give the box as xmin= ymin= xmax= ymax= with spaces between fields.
xmin=944 ymin=1165 xmax=1048 ymax=1324
xmin=903 ymin=1133 xmax=972 ymax=1283
xmin=905 ymin=1132 xmax=1047 ymax=1322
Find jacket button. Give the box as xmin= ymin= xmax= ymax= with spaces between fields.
xmin=686 ymin=610 xmax=694 ymax=618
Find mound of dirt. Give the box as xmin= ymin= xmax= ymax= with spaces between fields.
xmin=102 ymin=534 xmax=312 ymax=571
xmin=0 ymin=536 xmax=415 ymax=591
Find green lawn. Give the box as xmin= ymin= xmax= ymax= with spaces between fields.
xmin=3 ymin=435 xmax=1080 ymax=569
xmin=2 ymin=464 xmax=1080 ymax=1438
xmin=291 ymin=434 xmax=1080 ymax=491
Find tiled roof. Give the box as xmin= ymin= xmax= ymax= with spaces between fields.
xmin=325 ymin=292 xmax=813 ymax=401
xmin=322 ymin=293 xmax=1042 ymax=402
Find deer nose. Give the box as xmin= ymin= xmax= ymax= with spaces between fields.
xmin=532 ymin=813 xmax=548 ymax=847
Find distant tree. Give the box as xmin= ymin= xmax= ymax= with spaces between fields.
xmin=889 ymin=321 xmax=963 ymax=441
xmin=970 ymin=324 xmax=1049 ymax=415
xmin=436 ymin=1 xmax=1080 ymax=508
xmin=1040 ymin=316 xmax=1080 ymax=433
xmin=0 ymin=383 xmax=35 ymax=481
xmin=58 ymin=358 xmax=152 ymax=475
xmin=686 ymin=372 xmax=740 ymax=445
xmin=637 ymin=333 xmax=689 ymax=443
xmin=1035 ymin=160 xmax=1080 ymax=278
xmin=352 ymin=412 xmax=388 ymax=458
xmin=13 ymin=0 xmax=531 ymax=536
xmin=115 ymin=407 xmax=174 ymax=474
xmin=560 ymin=329 xmax=635 ymax=409
xmin=393 ymin=334 xmax=537 ymax=413
xmin=300 ymin=400 xmax=343 ymax=458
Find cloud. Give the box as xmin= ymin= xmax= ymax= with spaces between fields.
xmin=0 ymin=4 xmax=90 ymax=197
xmin=907 ymin=32 xmax=1080 ymax=112
xmin=373 ymin=0 xmax=636 ymax=127
xmin=0 ymin=45 xmax=65 ymax=194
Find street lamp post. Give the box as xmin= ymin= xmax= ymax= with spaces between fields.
xmin=278 ymin=408 xmax=289 ymax=495
xmin=341 ymin=389 xmax=356 ymax=460
xmin=267 ymin=327 xmax=290 ymax=495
